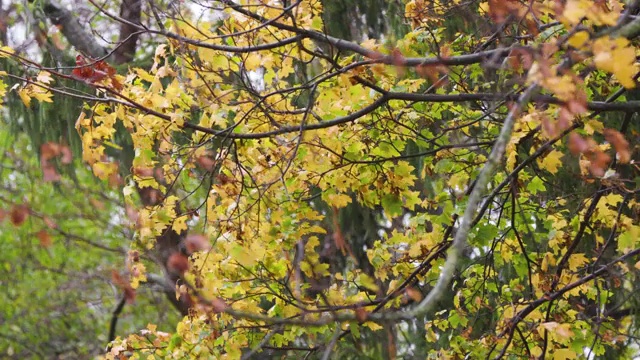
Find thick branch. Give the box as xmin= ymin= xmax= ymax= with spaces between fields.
xmin=43 ymin=2 xmax=108 ymax=59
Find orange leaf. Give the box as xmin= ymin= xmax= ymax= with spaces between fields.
xmin=406 ymin=287 xmax=423 ymax=302
xmin=588 ymin=151 xmax=611 ymax=177
xmin=331 ymin=206 xmax=355 ymax=260
xmin=603 ymin=128 xmax=631 ymax=164
xmin=36 ymin=229 xmax=52 ymax=247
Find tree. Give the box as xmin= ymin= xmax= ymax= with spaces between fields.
xmin=1 ymin=0 xmax=640 ymax=358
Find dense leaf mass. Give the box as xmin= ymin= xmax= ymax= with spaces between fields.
xmin=1 ymin=0 xmax=640 ymax=358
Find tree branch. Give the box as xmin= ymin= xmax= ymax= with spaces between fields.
xmin=402 ymin=84 xmax=539 ymax=320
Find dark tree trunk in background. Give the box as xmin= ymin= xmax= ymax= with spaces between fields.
xmin=113 ymin=0 xmax=142 ymax=65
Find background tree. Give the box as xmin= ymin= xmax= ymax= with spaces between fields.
xmin=1 ymin=0 xmax=640 ymax=359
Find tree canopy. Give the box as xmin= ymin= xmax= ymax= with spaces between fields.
xmin=1 ymin=0 xmax=640 ymax=358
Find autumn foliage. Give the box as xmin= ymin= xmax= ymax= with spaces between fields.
xmin=1 ymin=0 xmax=640 ymax=358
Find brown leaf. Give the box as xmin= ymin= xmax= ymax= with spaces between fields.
xmin=509 ymin=49 xmax=533 ymax=72
xmin=567 ymin=132 xmax=589 ymax=155
xmin=541 ymin=115 xmax=557 ymax=138
xmin=415 ymin=63 xmax=448 ymax=88
xmin=167 ymin=253 xmax=189 ymax=274
xmin=111 ymin=270 xmax=136 ymax=303
xmin=125 ymin=205 xmax=139 ymax=224
xmin=556 ymin=107 xmax=573 ymax=133
xmin=603 ymin=128 xmax=631 ymax=164
xmin=108 ymin=172 xmax=123 ymax=187
xmin=210 ymin=297 xmax=227 ymax=313
xmin=390 ymin=48 xmax=406 ymax=68
xmin=217 ymin=174 xmax=232 ymax=185
xmin=40 ymin=142 xmax=61 ymax=161
xmin=10 ymin=204 xmax=29 ymax=226
xmin=133 ymin=167 xmax=154 ymax=177
xmin=41 ymin=163 xmax=61 ymax=182
xmin=60 ymin=145 xmax=72 ymax=164
xmin=184 ymin=234 xmax=211 ymax=254
xmin=567 ymin=100 xmax=586 ymax=117
xmin=487 ymin=0 xmax=526 ymax=23
xmin=355 ymin=307 xmax=369 ymax=322
xmin=36 ymin=229 xmax=52 ymax=247
xmin=487 ymin=0 xmax=510 ymax=23
xmin=524 ymin=18 xmax=539 ymax=36
xmin=196 ymin=155 xmax=217 ymax=172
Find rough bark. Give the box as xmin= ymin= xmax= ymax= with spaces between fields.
xmin=43 ymin=2 xmax=108 ymax=59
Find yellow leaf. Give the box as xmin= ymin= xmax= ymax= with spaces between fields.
xmin=36 ymin=71 xmax=54 ymax=84
xmin=567 ymin=31 xmax=589 ymax=49
xmin=0 ymin=46 xmax=14 ymax=57
xmin=539 ymin=321 xmax=574 ymax=341
xmin=0 ymin=80 xmax=5 ymax=108
xmin=553 ymin=348 xmax=577 ymax=360
xmin=18 ymin=88 xmax=31 ymax=107
xmin=567 ymin=253 xmax=588 ymax=271
xmin=244 ymin=53 xmax=261 ymax=71
xmin=172 ymin=215 xmax=189 ymax=233
xmin=562 ymin=0 xmax=588 ymax=25
xmin=232 ymin=244 xmax=257 ymax=267
xmin=593 ymin=37 xmax=638 ymax=89
xmin=583 ymin=119 xmax=603 ymax=135
xmin=32 ymin=91 xmax=53 ymax=103
xmin=129 ymin=263 xmax=147 ymax=289
xmin=325 ymin=193 xmax=352 ymax=208
xmin=357 ymin=274 xmax=379 ymax=292
xmin=537 ymin=150 xmax=563 ymax=174
xmin=531 ymin=346 xmax=543 ymax=358
xmin=363 ymin=321 xmax=383 ymax=332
